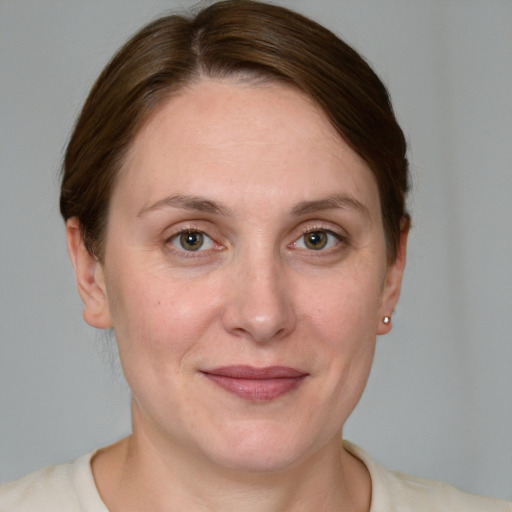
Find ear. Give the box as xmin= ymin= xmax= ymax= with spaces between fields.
xmin=66 ymin=218 xmax=112 ymax=329
xmin=377 ymin=224 xmax=409 ymax=335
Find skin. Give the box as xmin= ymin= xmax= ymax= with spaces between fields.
xmin=67 ymin=79 xmax=407 ymax=511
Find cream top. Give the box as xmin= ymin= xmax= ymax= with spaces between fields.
xmin=1 ymin=442 xmax=510 ymax=511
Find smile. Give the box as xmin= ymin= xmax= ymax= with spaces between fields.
xmin=201 ymin=365 xmax=309 ymax=402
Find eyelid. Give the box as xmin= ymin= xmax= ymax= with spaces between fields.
xmin=290 ymin=224 xmax=348 ymax=254
xmin=164 ymin=225 xmax=223 ymax=256
xmin=162 ymin=221 xmax=348 ymax=258
xmin=297 ymin=230 xmax=340 ymax=248
xmin=170 ymin=230 xmax=214 ymax=251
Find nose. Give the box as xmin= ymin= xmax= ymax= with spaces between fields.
xmin=221 ymin=252 xmax=297 ymax=343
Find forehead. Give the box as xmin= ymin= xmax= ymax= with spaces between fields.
xmin=115 ymin=79 xmax=380 ymax=216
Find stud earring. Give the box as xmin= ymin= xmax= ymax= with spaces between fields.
xmin=382 ymin=316 xmax=391 ymax=325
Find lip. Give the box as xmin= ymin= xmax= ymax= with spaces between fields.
xmin=201 ymin=365 xmax=308 ymax=401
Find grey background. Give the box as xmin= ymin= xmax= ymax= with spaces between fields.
xmin=1 ymin=0 xmax=511 ymax=501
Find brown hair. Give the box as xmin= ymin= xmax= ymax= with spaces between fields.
xmin=60 ymin=0 xmax=409 ymax=261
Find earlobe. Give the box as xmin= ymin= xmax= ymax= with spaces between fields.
xmin=66 ymin=218 xmax=112 ymax=329
xmin=377 ymin=224 xmax=409 ymax=335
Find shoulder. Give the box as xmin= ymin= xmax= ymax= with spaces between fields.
xmin=381 ymin=467 xmax=512 ymax=512
xmin=0 ymin=452 xmax=107 ymax=512
xmin=0 ymin=462 xmax=80 ymax=511
xmin=344 ymin=441 xmax=512 ymax=512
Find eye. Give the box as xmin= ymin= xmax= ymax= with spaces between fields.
xmin=170 ymin=230 xmax=214 ymax=252
xmin=294 ymin=230 xmax=341 ymax=251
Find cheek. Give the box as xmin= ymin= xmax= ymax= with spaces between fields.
xmin=105 ymin=264 xmax=221 ymax=364
xmin=300 ymin=265 xmax=384 ymax=343
xmin=296 ymin=265 xmax=383 ymax=388
xmin=284 ymin=273 xmax=379 ymax=439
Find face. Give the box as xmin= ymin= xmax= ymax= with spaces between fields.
xmin=70 ymin=80 xmax=406 ymax=472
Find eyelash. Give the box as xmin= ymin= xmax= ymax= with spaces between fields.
xmin=165 ymin=228 xmax=219 ymax=256
xmin=291 ymin=227 xmax=345 ymax=253
xmin=165 ymin=225 xmax=346 ymax=257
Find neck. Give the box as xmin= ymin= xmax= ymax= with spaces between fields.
xmin=92 ymin=409 xmax=371 ymax=512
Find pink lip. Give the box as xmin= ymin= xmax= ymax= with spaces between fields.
xmin=202 ymin=365 xmax=308 ymax=401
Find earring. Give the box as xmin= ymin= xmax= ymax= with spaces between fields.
xmin=382 ymin=316 xmax=391 ymax=325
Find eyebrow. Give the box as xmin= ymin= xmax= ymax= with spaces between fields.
xmin=290 ymin=194 xmax=370 ymax=218
xmin=137 ymin=192 xmax=370 ymax=219
xmin=137 ymin=194 xmax=234 ymax=217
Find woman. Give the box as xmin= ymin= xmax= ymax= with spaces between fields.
xmin=1 ymin=1 xmax=510 ymax=510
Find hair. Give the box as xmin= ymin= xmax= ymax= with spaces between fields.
xmin=60 ymin=0 xmax=409 ymax=262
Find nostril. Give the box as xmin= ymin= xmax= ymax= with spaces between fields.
xmin=228 ymin=322 xmax=288 ymax=343
xmin=221 ymin=262 xmax=297 ymax=342
xmin=222 ymin=299 xmax=296 ymax=343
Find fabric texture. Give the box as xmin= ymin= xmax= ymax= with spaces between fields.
xmin=345 ymin=442 xmax=512 ymax=512
xmin=0 ymin=452 xmax=107 ymax=512
xmin=1 ymin=442 xmax=510 ymax=511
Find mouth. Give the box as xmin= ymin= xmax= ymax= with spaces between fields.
xmin=201 ymin=365 xmax=309 ymax=402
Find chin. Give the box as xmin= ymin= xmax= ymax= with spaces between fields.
xmin=211 ymin=447 xmax=302 ymax=474
xmin=199 ymin=421 xmax=327 ymax=474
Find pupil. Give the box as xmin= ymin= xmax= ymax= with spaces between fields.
xmin=181 ymin=232 xmax=203 ymax=251
xmin=305 ymin=231 xmax=327 ymax=250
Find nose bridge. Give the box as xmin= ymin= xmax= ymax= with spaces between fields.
xmin=223 ymin=243 xmax=296 ymax=342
